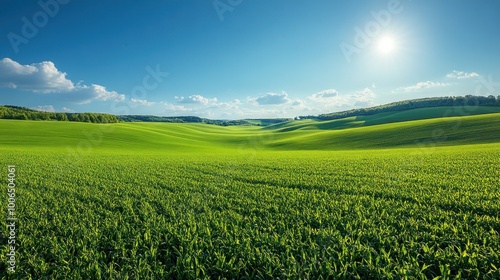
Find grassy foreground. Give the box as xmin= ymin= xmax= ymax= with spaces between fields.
xmin=0 ymin=111 xmax=499 ymax=279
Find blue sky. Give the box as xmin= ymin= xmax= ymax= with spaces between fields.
xmin=1 ymin=0 xmax=499 ymax=119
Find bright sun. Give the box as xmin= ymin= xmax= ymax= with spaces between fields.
xmin=377 ymin=35 xmax=396 ymax=54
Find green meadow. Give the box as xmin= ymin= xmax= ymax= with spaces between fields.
xmin=1 ymin=107 xmax=499 ymax=279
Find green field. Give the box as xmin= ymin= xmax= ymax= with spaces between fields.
xmin=1 ymin=108 xmax=499 ymax=279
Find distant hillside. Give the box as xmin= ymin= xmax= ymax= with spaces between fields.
xmin=117 ymin=115 xmax=256 ymax=126
xmin=1 ymin=112 xmax=500 ymax=151
xmin=266 ymin=106 xmax=500 ymax=133
xmin=300 ymin=95 xmax=500 ymax=121
xmin=266 ymin=112 xmax=500 ymax=150
xmin=118 ymin=116 xmax=292 ymax=126
xmin=243 ymin=118 xmax=293 ymax=126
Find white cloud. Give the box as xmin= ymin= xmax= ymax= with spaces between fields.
xmin=309 ymin=89 xmax=339 ymax=102
xmin=352 ymin=88 xmax=376 ymax=107
xmin=209 ymin=99 xmax=240 ymax=110
xmin=447 ymin=70 xmax=479 ymax=79
xmin=130 ymin=98 xmax=155 ymax=106
xmin=176 ymin=94 xmax=217 ymax=105
xmin=396 ymin=81 xmax=451 ymax=92
xmin=253 ymin=91 xmax=291 ymax=105
xmin=162 ymin=102 xmax=192 ymax=113
xmin=154 ymin=97 xmax=247 ymax=118
xmin=32 ymin=105 xmax=55 ymax=112
xmin=308 ymin=88 xmax=375 ymax=108
xmin=0 ymin=58 xmax=74 ymax=93
xmin=0 ymin=58 xmax=125 ymax=104
xmin=156 ymin=89 xmax=371 ymax=119
xmin=286 ymin=99 xmax=312 ymax=114
xmin=167 ymin=98 xmax=247 ymax=118
xmin=62 ymin=107 xmax=74 ymax=112
xmin=71 ymin=84 xmax=125 ymax=104
xmin=290 ymin=99 xmax=306 ymax=107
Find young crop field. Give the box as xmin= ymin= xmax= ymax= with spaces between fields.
xmin=0 ymin=116 xmax=499 ymax=279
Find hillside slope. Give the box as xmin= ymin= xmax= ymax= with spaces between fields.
xmin=1 ymin=111 xmax=499 ymax=152
xmin=266 ymin=106 xmax=500 ymax=132
xmin=267 ymin=113 xmax=500 ymax=150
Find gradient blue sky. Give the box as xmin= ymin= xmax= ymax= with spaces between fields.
xmin=1 ymin=0 xmax=499 ymax=119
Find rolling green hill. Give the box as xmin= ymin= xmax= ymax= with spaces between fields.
xmin=268 ymin=113 xmax=500 ymax=150
xmin=1 ymin=108 xmax=499 ymax=152
xmin=267 ymin=106 xmax=500 ymax=132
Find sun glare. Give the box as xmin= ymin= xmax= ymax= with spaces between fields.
xmin=377 ymin=35 xmax=396 ymax=54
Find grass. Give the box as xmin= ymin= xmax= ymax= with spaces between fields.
xmin=0 ymin=109 xmax=499 ymax=279
xmin=268 ymin=113 xmax=500 ymax=150
xmin=1 ymin=109 xmax=500 ymax=152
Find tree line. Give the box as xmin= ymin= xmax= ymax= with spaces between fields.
xmin=0 ymin=106 xmax=119 ymax=123
xmin=299 ymin=95 xmax=500 ymax=120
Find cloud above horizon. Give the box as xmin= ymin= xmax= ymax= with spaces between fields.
xmin=130 ymin=98 xmax=156 ymax=106
xmin=0 ymin=58 xmax=124 ymax=104
xmin=447 ymin=70 xmax=479 ymax=79
xmin=352 ymin=88 xmax=376 ymax=107
xmin=32 ymin=105 xmax=56 ymax=112
xmin=309 ymin=89 xmax=339 ymax=102
xmin=176 ymin=94 xmax=217 ymax=105
xmin=308 ymin=88 xmax=375 ymax=108
xmin=253 ymin=91 xmax=291 ymax=105
xmin=395 ymin=81 xmax=451 ymax=92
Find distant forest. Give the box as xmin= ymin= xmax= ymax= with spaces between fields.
xmin=0 ymin=105 xmax=119 ymax=123
xmin=299 ymin=95 xmax=500 ymax=120
xmin=1 ymin=95 xmax=500 ymax=125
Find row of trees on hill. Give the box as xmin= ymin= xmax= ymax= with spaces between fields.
xmin=300 ymin=95 xmax=500 ymax=120
xmin=0 ymin=106 xmax=119 ymax=123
